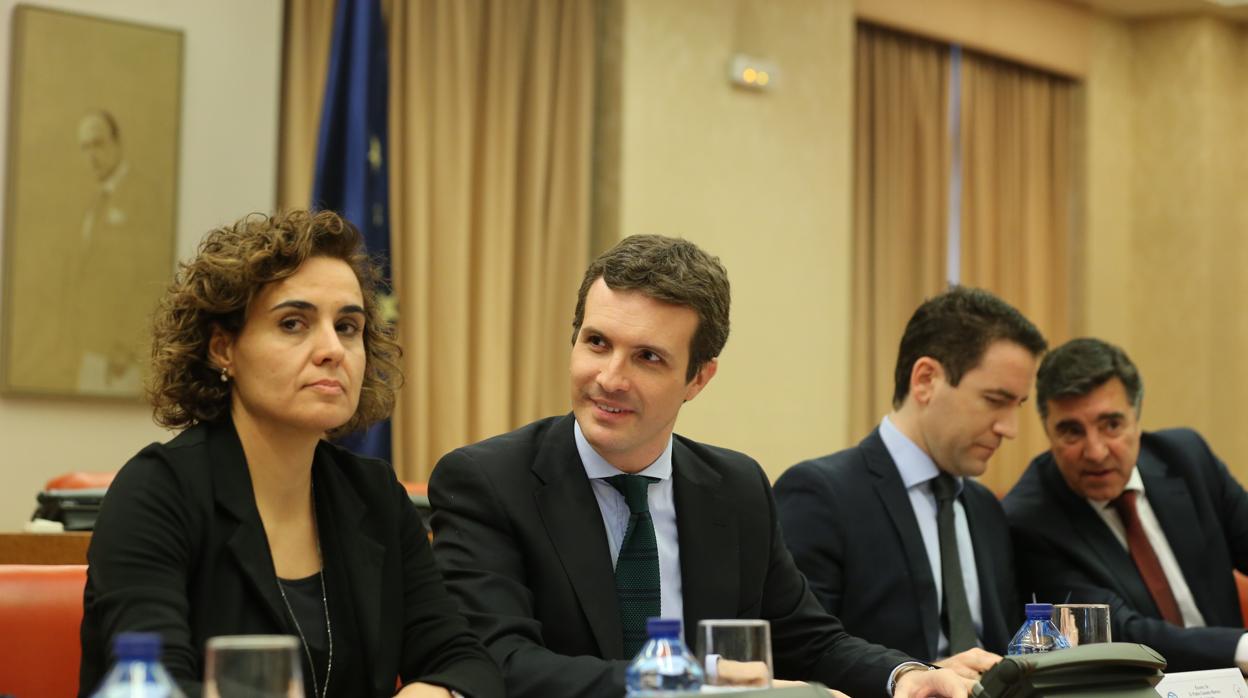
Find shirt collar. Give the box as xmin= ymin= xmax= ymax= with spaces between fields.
xmin=573 ymin=418 xmax=673 ymax=481
xmin=1090 ymin=464 xmax=1144 ymax=509
xmin=879 ymin=415 xmax=962 ymax=494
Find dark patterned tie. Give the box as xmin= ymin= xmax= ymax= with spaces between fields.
xmin=931 ymin=473 xmax=978 ymax=653
xmin=1111 ymin=490 xmax=1183 ymax=625
xmin=606 ymin=474 xmax=661 ymax=657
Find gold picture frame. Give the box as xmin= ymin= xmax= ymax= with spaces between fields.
xmin=1 ymin=5 xmax=182 ymax=397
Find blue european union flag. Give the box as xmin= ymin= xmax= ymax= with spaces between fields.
xmin=312 ymin=0 xmax=393 ymax=463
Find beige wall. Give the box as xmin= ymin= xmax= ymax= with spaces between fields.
xmin=1083 ymin=13 xmax=1248 ymax=482
xmin=4 ymin=1 xmax=1246 ymax=525
xmin=610 ymin=0 xmax=856 ymax=478
xmin=0 ymin=0 xmax=283 ymax=530
xmin=608 ymin=1 xmax=1248 ymax=487
xmin=1081 ymin=15 xmax=1134 ymax=347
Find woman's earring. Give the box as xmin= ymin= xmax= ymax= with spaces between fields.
xmin=220 ymin=367 xmax=230 ymax=383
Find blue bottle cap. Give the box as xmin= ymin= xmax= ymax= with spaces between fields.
xmin=1024 ymin=603 xmax=1054 ymax=619
xmin=113 ymin=632 xmax=162 ymax=660
xmin=646 ymin=617 xmax=682 ymax=638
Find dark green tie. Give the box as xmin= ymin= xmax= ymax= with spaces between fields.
xmin=931 ymin=473 xmax=978 ymax=653
xmin=606 ymin=474 xmax=661 ymax=657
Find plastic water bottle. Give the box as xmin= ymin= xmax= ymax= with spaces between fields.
xmin=91 ymin=632 xmax=185 ymax=698
xmin=1006 ymin=603 xmax=1071 ymax=655
xmin=624 ymin=618 xmax=705 ymax=696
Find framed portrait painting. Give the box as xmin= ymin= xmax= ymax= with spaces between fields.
xmin=1 ymin=5 xmax=182 ymax=397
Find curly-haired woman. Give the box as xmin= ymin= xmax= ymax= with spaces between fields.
xmin=78 ymin=210 xmax=502 ymax=698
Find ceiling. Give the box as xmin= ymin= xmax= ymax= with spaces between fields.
xmin=1074 ymin=0 xmax=1248 ymax=21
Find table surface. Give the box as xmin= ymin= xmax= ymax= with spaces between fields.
xmin=0 ymin=531 xmax=91 ymax=565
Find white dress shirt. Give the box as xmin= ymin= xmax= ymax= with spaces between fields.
xmin=879 ymin=416 xmax=984 ymax=657
xmin=1086 ymin=467 xmax=1205 ymax=628
xmin=576 ymin=420 xmax=917 ymax=692
xmin=1086 ymin=467 xmax=1248 ymax=668
xmin=574 ymin=420 xmax=683 ymax=625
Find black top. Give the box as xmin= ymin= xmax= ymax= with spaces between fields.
xmin=278 ymin=572 xmax=329 ymax=696
xmin=79 ymin=419 xmax=502 ymax=698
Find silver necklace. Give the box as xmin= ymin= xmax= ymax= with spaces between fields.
xmin=276 ymin=489 xmax=332 ymax=698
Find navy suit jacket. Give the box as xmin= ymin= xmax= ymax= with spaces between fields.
xmin=1003 ymin=428 xmax=1248 ymax=671
xmin=428 ymin=415 xmax=913 ymax=698
xmin=775 ymin=429 xmax=1020 ymax=660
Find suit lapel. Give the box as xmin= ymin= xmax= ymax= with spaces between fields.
xmin=532 ymin=415 xmax=625 ymax=659
xmin=861 ymin=431 xmax=940 ymax=658
xmin=1040 ymin=458 xmax=1157 ymax=612
xmin=672 ymin=440 xmax=736 ymax=642
xmin=962 ymin=489 xmax=1008 ymax=649
xmin=208 ymin=422 xmax=288 ymax=630
xmin=1138 ymin=451 xmax=1210 ymax=613
xmin=316 ymin=446 xmax=385 ymax=686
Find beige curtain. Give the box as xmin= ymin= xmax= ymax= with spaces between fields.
xmin=277 ymin=1 xmax=337 ymax=211
xmin=850 ymin=24 xmax=951 ymax=442
xmin=958 ymin=50 xmax=1076 ymax=495
xmin=387 ymin=0 xmax=595 ymax=479
xmin=279 ymin=0 xmax=596 ymax=480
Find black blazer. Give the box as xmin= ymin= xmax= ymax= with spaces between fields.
xmin=79 ymin=420 xmax=502 ymax=698
xmin=1003 ymin=428 xmax=1248 ymax=671
xmin=774 ymin=429 xmax=1019 ymax=660
xmin=428 ymin=414 xmax=912 ymax=698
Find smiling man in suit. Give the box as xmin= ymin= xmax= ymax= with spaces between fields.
xmin=776 ymin=287 xmax=1046 ymax=678
xmin=1003 ymin=337 xmax=1248 ymax=672
xmin=429 ymin=235 xmax=973 ymax=698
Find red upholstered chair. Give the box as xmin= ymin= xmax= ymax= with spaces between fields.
xmin=401 ymin=481 xmax=428 ymax=497
xmin=402 ymin=481 xmax=433 ymax=540
xmin=44 ymin=471 xmax=116 ymax=490
xmin=0 ymin=564 xmax=88 ymax=698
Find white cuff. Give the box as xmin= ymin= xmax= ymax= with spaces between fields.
xmin=887 ymin=661 xmax=934 ymax=696
xmin=704 ymin=653 xmax=721 ymax=684
xmin=1234 ymin=633 xmax=1248 ymax=673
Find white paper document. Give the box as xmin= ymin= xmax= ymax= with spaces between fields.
xmin=1154 ymin=668 xmax=1247 ymax=698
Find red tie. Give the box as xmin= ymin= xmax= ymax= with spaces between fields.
xmin=1111 ymin=490 xmax=1184 ymax=625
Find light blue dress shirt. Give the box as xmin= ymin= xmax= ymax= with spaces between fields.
xmin=574 ymin=420 xmax=683 ymax=625
xmin=878 ymin=415 xmax=983 ymax=657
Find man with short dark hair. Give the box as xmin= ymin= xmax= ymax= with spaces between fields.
xmin=1003 ymin=337 xmax=1248 ymax=672
xmin=777 ymin=287 xmax=1046 ymax=676
xmin=430 ymin=235 xmax=973 ymax=698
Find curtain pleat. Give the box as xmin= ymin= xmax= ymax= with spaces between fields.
xmin=850 ymin=23 xmax=951 ymax=441
xmin=386 ymin=0 xmax=595 ymax=479
xmin=959 ymin=50 xmax=1076 ymax=494
xmin=277 ymin=0 xmax=337 ymax=211
xmin=280 ymin=0 xmax=595 ymax=479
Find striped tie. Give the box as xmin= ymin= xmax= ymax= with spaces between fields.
xmin=607 ymin=474 xmax=661 ymax=657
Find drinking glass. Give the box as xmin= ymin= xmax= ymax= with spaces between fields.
xmin=695 ymin=619 xmax=773 ymax=690
xmin=204 ymin=635 xmax=303 ymax=698
xmin=1052 ymin=604 xmax=1111 ymax=646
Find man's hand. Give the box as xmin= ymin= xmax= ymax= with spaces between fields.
xmin=714 ymin=659 xmax=770 ymax=687
xmin=935 ymin=647 xmax=1002 ymax=678
xmin=718 ymin=664 xmax=852 ymax=696
xmin=394 ymin=683 xmax=455 ymax=698
xmin=771 ymin=679 xmax=849 ymax=697
xmin=894 ymin=667 xmax=976 ymax=698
